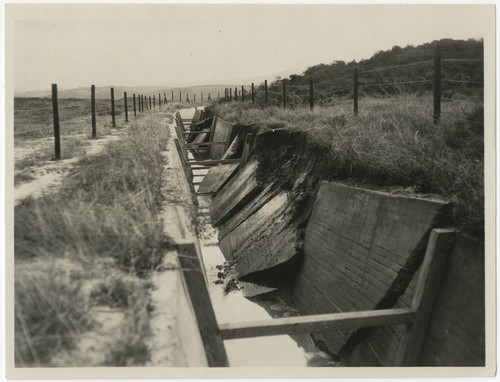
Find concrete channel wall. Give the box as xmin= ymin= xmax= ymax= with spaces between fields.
xmin=209 ymin=130 xmax=485 ymax=366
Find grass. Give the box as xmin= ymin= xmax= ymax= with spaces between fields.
xmin=207 ymin=94 xmax=484 ymax=236
xmin=14 ymin=97 xmax=126 ymax=139
xmin=14 ymin=112 xmax=174 ymax=366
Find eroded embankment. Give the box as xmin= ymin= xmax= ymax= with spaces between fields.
xmin=209 ymin=127 xmax=485 ymax=366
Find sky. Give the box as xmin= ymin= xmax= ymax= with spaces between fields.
xmin=7 ymin=3 xmax=494 ymax=93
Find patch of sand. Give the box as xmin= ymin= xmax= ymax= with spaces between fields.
xmin=14 ymin=134 xmax=122 ymax=205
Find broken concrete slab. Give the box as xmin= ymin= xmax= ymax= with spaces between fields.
xmin=216 ymin=183 xmax=281 ymax=240
xmin=218 ymin=191 xmax=306 ymax=278
xmin=221 ymin=135 xmax=241 ymax=160
xmin=210 ymin=159 xmax=261 ymax=227
xmin=209 ymin=118 xmax=234 ymax=159
xmin=197 ymin=163 xmax=240 ymax=195
xmin=292 ymin=181 xmax=450 ymax=355
xmin=240 ymin=282 xmax=278 ymax=299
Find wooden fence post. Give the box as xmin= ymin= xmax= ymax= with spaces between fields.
xmin=133 ymin=94 xmax=137 ymax=117
xmin=395 ymin=228 xmax=456 ymax=366
xmin=433 ymin=45 xmax=442 ymax=125
xmin=177 ymin=242 xmax=229 ymax=367
xmin=241 ymin=86 xmax=245 ymax=102
xmin=179 ymin=91 xmax=182 ymax=103
xmin=264 ymin=80 xmax=268 ymax=104
xmin=149 ymin=96 xmax=152 ymax=110
xmin=309 ymin=80 xmax=314 ymax=111
xmin=91 ymin=85 xmax=96 ymax=138
xmin=234 ymin=87 xmax=238 ymax=101
xmin=51 ymin=84 xmax=61 ymax=160
xmin=201 ymin=93 xmax=204 ymax=103
xmin=194 ymin=94 xmax=196 ymax=104
xmin=251 ymin=83 xmax=255 ymax=105
xmin=282 ymin=80 xmax=286 ymax=108
xmin=165 ymin=92 xmax=168 ymax=104
xmin=229 ymin=87 xmax=232 ymax=101
xmin=124 ymin=92 xmax=128 ymax=122
xmin=153 ymin=95 xmax=156 ymax=108
xmin=110 ymin=87 xmax=116 ymax=127
xmin=353 ymin=67 xmax=359 ymax=116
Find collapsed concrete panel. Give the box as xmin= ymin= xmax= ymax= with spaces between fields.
xmin=292 ymin=181 xmax=450 ymax=356
xmin=197 ymin=163 xmax=240 ymax=194
xmin=209 ymin=118 xmax=234 ymax=159
xmin=210 ymin=159 xmax=261 ymax=226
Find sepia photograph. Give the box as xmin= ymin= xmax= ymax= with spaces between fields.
xmin=3 ymin=2 xmax=496 ymax=378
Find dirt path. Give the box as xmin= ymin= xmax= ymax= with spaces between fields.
xmin=14 ymin=133 xmax=121 ymax=205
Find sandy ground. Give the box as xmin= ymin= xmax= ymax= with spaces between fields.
xmin=14 ymin=133 xmax=121 ymax=205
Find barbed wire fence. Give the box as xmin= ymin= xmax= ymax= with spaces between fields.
xmin=221 ymin=46 xmax=483 ymax=129
xmin=15 ymin=45 xmax=483 ymax=161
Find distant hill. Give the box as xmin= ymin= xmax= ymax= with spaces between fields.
xmin=262 ymin=38 xmax=484 ymax=100
xmin=15 ymin=84 xmax=239 ymax=100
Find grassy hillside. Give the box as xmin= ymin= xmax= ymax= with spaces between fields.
xmin=255 ymin=39 xmax=483 ymax=106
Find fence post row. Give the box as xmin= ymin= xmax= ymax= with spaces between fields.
xmin=110 ymin=87 xmax=116 ymax=127
xmin=353 ymin=67 xmax=359 ymax=117
xmin=433 ymin=45 xmax=442 ymax=125
xmin=133 ymin=94 xmax=137 ymax=117
xmin=124 ymin=92 xmax=128 ymax=122
xmin=91 ymin=85 xmax=97 ymax=138
xmin=51 ymin=84 xmax=61 ymax=160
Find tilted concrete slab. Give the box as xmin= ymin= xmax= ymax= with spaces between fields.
xmin=218 ymin=191 xmax=308 ymax=278
xmin=209 ymin=118 xmax=234 ymax=159
xmin=216 ymin=183 xmax=281 ymax=240
xmin=292 ymin=181 xmax=450 ymax=355
xmin=210 ymin=159 xmax=261 ymax=226
xmin=197 ymin=162 xmax=240 ymax=194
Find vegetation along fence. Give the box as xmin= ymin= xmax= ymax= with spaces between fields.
xmin=14 ymin=45 xmax=482 ymax=162
xmin=222 ymin=45 xmax=483 ymax=127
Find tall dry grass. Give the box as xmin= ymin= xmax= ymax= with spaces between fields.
xmin=14 ymin=113 xmax=174 ymax=365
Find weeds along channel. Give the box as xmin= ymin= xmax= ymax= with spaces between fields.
xmin=206 ymin=94 xmax=484 ymax=236
xmin=14 ymin=114 xmax=174 ymax=366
